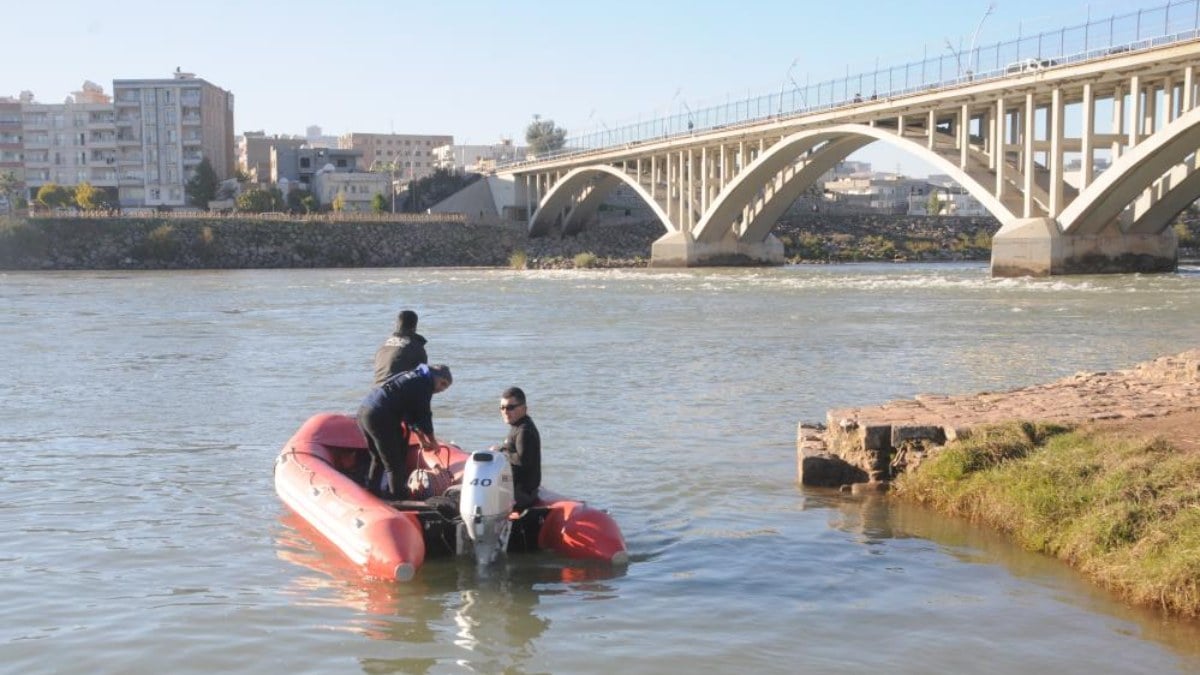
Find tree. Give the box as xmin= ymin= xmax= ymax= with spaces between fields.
xmin=74 ymin=181 xmax=107 ymax=211
xmin=331 ymin=192 xmax=346 ymax=213
xmin=235 ymin=186 xmax=285 ymax=212
xmin=185 ymin=158 xmax=220 ymax=209
xmin=35 ymin=183 xmax=73 ymax=210
xmin=371 ymin=192 xmax=388 ymax=213
xmin=927 ymin=191 xmax=942 ymax=216
xmin=286 ymin=188 xmax=316 ymax=214
xmin=525 ymin=115 xmax=567 ymax=156
xmin=0 ymin=170 xmax=21 ymax=209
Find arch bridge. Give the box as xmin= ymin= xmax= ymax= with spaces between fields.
xmin=507 ymin=21 xmax=1200 ymax=276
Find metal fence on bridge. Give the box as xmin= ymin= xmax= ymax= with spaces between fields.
xmin=510 ymin=0 xmax=1200 ymax=166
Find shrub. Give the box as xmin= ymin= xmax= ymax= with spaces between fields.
xmin=573 ymin=251 xmax=599 ymax=268
xmin=509 ymin=250 xmax=528 ymax=270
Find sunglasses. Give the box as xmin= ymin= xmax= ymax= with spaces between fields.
xmin=499 ymin=403 xmax=524 ymax=411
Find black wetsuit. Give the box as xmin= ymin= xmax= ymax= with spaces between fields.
xmin=500 ymin=415 xmax=541 ymax=510
xmin=372 ymin=333 xmax=427 ymax=386
xmin=358 ymin=364 xmax=436 ymax=496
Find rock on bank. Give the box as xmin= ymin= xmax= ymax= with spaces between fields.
xmin=797 ymin=349 xmax=1200 ymax=489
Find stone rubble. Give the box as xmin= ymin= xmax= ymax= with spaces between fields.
xmin=797 ymin=349 xmax=1200 ymax=489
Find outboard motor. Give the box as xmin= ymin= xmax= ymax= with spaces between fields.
xmin=458 ymin=450 xmax=515 ymax=565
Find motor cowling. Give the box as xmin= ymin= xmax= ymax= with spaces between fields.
xmin=458 ymin=450 xmax=515 ymax=564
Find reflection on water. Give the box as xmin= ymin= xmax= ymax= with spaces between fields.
xmin=813 ymin=488 xmax=1200 ymax=663
xmin=275 ymin=511 xmax=627 ymax=673
xmin=7 ymin=266 xmax=1200 ymax=674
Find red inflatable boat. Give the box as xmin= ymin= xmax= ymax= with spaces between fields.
xmin=274 ymin=413 xmax=628 ymax=581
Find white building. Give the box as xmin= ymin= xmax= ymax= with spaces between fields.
xmin=311 ymin=166 xmax=388 ymax=212
xmin=432 ymin=139 xmax=526 ymax=173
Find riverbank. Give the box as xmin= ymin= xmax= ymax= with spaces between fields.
xmin=0 ymin=213 xmax=1002 ymax=270
xmin=798 ymin=349 xmax=1200 ymax=616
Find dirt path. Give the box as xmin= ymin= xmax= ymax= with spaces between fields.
xmin=825 ymin=349 xmax=1200 ymax=452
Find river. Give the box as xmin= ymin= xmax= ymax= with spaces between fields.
xmin=3 ymin=262 xmax=1199 ymax=674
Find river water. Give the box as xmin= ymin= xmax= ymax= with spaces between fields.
xmin=3 ymin=262 xmax=1199 ymax=674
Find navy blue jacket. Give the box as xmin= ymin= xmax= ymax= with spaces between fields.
xmin=361 ymin=364 xmax=435 ymax=436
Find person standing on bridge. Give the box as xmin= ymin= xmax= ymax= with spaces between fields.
xmin=358 ymin=363 xmax=453 ymax=498
xmin=373 ymin=309 xmax=428 ymax=385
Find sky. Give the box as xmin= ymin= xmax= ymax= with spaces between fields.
xmin=2 ymin=0 xmax=1168 ymax=176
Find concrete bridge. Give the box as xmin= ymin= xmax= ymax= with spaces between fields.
xmin=504 ymin=3 xmax=1200 ymax=276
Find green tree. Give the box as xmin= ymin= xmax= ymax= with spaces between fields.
xmin=286 ymin=188 xmax=316 ymax=214
xmin=235 ymin=186 xmax=285 ymax=212
xmin=927 ymin=191 xmax=942 ymax=216
xmin=525 ymin=114 xmax=567 ymax=156
xmin=371 ymin=192 xmax=388 ymax=213
xmin=185 ymin=158 xmax=220 ymax=209
xmin=35 ymin=183 xmax=73 ymax=209
xmin=0 ymin=170 xmax=21 ymax=208
xmin=74 ymin=181 xmax=107 ymax=210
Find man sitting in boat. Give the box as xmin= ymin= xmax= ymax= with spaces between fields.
xmin=357 ymin=363 xmax=453 ymax=498
xmin=372 ymin=309 xmax=428 ymax=386
xmin=495 ymin=386 xmax=541 ymax=511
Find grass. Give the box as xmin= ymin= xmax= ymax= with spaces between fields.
xmin=509 ymin=250 xmax=528 ymax=270
xmin=573 ymin=251 xmax=599 ymax=268
xmin=893 ymin=421 xmax=1200 ymax=616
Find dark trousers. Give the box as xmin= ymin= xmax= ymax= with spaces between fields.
xmin=356 ymin=404 xmax=408 ymax=497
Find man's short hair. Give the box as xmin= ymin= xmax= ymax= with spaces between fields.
xmin=501 ymin=386 xmax=526 ymax=404
xmin=428 ymin=364 xmax=452 ymax=385
xmin=397 ymin=309 xmax=419 ymax=335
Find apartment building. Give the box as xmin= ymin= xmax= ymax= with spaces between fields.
xmin=112 ymin=70 xmax=234 ymax=207
xmin=0 ymin=98 xmax=22 ymax=204
xmin=17 ymin=82 xmax=120 ymax=201
xmin=337 ymin=132 xmax=452 ymax=181
xmin=239 ymin=131 xmax=306 ymax=183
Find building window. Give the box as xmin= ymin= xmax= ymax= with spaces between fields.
xmin=336 ymin=159 xmax=346 ymax=168
xmin=300 ymin=157 xmax=310 ymax=168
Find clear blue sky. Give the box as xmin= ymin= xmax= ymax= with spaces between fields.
xmin=2 ymin=0 xmax=1165 ymax=176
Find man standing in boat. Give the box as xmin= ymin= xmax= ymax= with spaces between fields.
xmin=496 ymin=386 xmax=541 ymax=511
xmin=358 ymin=363 xmax=453 ymax=498
xmin=373 ymin=309 xmax=427 ymax=386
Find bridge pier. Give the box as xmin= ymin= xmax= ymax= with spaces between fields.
xmin=991 ymin=218 xmax=1177 ymax=277
xmin=650 ymin=231 xmax=785 ymax=267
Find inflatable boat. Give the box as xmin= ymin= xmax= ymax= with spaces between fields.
xmin=274 ymin=413 xmax=628 ymax=581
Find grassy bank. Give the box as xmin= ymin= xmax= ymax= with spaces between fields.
xmin=892 ymin=422 xmax=1200 ymax=616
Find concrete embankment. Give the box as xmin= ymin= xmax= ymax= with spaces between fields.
xmin=796 ymin=349 xmax=1200 ymax=490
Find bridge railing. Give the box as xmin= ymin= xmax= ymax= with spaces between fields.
xmin=504 ymin=0 xmax=1200 ymax=170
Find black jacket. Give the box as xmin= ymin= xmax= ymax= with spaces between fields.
xmin=501 ymin=415 xmax=542 ymax=510
xmin=373 ymin=333 xmax=427 ymax=386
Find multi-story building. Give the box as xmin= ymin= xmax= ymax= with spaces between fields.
xmin=112 ymin=69 xmax=234 ymax=207
xmin=238 ymin=131 xmax=306 ymax=183
xmin=0 ymin=97 xmax=23 ymax=206
xmin=271 ymin=146 xmax=364 ymax=191
xmin=432 ymin=139 xmax=526 ymax=173
xmin=19 ymin=82 xmax=119 ymax=202
xmin=337 ymin=132 xmax=452 ymax=181
xmin=311 ymin=169 xmax=389 ymax=212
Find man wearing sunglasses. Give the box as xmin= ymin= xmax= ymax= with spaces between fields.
xmin=497 ymin=387 xmax=541 ymax=511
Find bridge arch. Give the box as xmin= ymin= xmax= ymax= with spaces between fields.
xmin=1059 ymin=106 xmax=1200 ymax=236
xmin=529 ymin=165 xmax=672 ymax=237
xmin=693 ymin=124 xmax=1017 ymax=245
